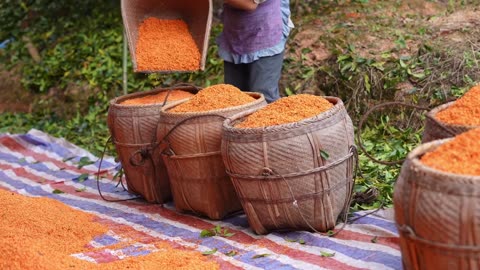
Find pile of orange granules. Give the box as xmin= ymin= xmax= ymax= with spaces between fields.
xmin=121 ymin=90 xmax=194 ymax=105
xmin=170 ymin=84 xmax=256 ymax=113
xmin=420 ymin=128 xmax=480 ymax=176
xmin=0 ymin=189 xmax=218 ymax=270
xmin=135 ymin=18 xmax=201 ymax=72
xmin=236 ymin=94 xmax=333 ymax=128
xmin=435 ymin=85 xmax=480 ymax=126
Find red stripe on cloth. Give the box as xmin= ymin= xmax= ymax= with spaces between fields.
xmin=334 ymin=229 xmax=400 ymax=250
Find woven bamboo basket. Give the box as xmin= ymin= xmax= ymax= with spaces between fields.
xmin=121 ymin=0 xmax=212 ymax=73
xmin=107 ymin=85 xmax=199 ymax=203
xmin=221 ymin=97 xmax=356 ymax=234
xmin=157 ymin=92 xmax=267 ymax=219
xmin=422 ymin=102 xmax=476 ymax=143
xmin=394 ymin=139 xmax=480 ymax=270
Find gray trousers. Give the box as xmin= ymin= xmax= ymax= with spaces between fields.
xmin=224 ymin=52 xmax=284 ymax=103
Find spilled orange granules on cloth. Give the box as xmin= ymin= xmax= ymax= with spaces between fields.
xmin=170 ymin=84 xmax=255 ymax=113
xmin=135 ymin=18 xmax=201 ymax=71
xmin=435 ymin=85 xmax=480 ymax=126
xmin=236 ymin=94 xmax=333 ymax=128
xmin=420 ymin=128 xmax=480 ymax=176
xmin=121 ymin=90 xmax=194 ymax=105
xmin=0 ymin=189 xmax=219 ymax=270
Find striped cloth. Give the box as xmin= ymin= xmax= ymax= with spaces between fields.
xmin=0 ymin=129 xmax=402 ymax=270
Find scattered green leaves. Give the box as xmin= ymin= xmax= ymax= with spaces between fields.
xmin=225 ymin=250 xmax=237 ymax=257
xmin=285 ymin=238 xmax=306 ymax=245
xmin=75 ymin=187 xmax=87 ymax=192
xmin=77 ymin=157 xmax=95 ymax=169
xmin=52 ymin=189 xmax=65 ymax=194
xmin=320 ymin=251 xmax=335 ymax=257
xmin=202 ymin=248 xmax=217 ymax=256
xmin=252 ymin=254 xmax=270 ymax=259
xmin=199 ymin=225 xmax=235 ymax=238
xmin=76 ymin=173 xmax=89 ymax=182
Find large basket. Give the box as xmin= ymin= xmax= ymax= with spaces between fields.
xmin=121 ymin=0 xmax=212 ymax=73
xmin=221 ymin=97 xmax=356 ymax=234
xmin=107 ymin=85 xmax=199 ymax=203
xmin=394 ymin=139 xmax=480 ymax=270
xmin=422 ymin=102 xmax=476 ymax=143
xmin=157 ymin=93 xmax=267 ymax=220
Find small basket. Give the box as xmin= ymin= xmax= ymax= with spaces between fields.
xmin=121 ymin=0 xmax=212 ymax=73
xmin=422 ymin=101 xmax=477 ymax=143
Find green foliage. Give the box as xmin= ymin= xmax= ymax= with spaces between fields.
xmin=354 ymin=114 xmax=423 ymax=209
xmin=200 ymin=225 xmax=235 ymax=238
xmin=0 ymin=108 xmax=112 ymax=156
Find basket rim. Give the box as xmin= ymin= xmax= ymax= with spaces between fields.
xmin=109 ymin=85 xmax=199 ymax=109
xmin=427 ymin=101 xmax=479 ymax=129
xmin=222 ymin=96 xmax=345 ymax=134
xmin=159 ymin=92 xmax=266 ymax=116
xmin=408 ymin=138 xmax=480 ymax=180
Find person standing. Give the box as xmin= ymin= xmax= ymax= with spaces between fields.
xmin=217 ymin=0 xmax=294 ymax=103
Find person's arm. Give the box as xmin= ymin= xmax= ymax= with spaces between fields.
xmin=224 ymin=0 xmax=265 ymax=11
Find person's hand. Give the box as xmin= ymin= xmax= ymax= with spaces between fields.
xmin=224 ymin=0 xmax=258 ymax=11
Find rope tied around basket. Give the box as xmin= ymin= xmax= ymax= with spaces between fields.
xmin=397 ymin=224 xmax=480 ymax=252
xmin=239 ymin=145 xmax=359 ymax=237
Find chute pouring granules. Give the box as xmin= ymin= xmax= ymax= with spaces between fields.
xmin=135 ymin=18 xmax=201 ymax=72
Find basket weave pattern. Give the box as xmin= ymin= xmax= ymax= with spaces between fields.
xmin=107 ymin=85 xmax=199 ymax=203
xmin=221 ymin=97 xmax=355 ymax=234
xmin=394 ymin=140 xmax=480 ymax=270
xmin=157 ymin=93 xmax=267 ymax=219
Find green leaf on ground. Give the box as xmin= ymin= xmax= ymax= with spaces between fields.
xmin=320 ymin=251 xmax=335 ymax=257
xmin=252 ymin=254 xmax=270 ymax=259
xmin=202 ymin=248 xmax=217 ymax=256
xmin=77 ymin=156 xmax=95 ymax=169
xmin=52 ymin=189 xmax=64 ymax=194
xmin=225 ymin=250 xmax=237 ymax=257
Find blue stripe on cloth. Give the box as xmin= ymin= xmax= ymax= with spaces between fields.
xmin=92 ymin=234 xmax=120 ymax=247
xmin=350 ymin=213 xmax=398 ymax=234
xmin=0 ymin=171 xmax=307 ymax=270
xmin=280 ymin=231 xmax=401 ymax=269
